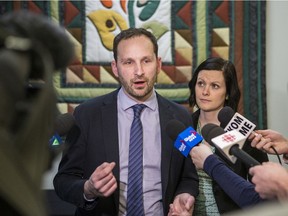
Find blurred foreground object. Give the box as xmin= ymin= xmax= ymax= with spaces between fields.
xmin=0 ymin=10 xmax=74 ymax=216
xmin=223 ymin=200 xmax=288 ymax=216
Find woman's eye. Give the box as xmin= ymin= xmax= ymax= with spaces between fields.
xmin=197 ymin=81 xmax=204 ymax=87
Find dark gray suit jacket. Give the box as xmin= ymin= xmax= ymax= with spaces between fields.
xmin=54 ymin=89 xmax=199 ymax=216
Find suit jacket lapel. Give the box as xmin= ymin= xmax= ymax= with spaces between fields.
xmin=157 ymin=95 xmax=175 ymax=197
xmin=101 ymin=90 xmax=120 ymax=208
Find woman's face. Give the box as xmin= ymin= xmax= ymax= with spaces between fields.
xmin=195 ymin=70 xmax=227 ymax=112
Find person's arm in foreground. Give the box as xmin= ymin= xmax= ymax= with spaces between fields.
xmin=190 ymin=144 xmax=265 ymax=208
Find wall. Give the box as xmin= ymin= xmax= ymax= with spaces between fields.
xmin=42 ymin=0 xmax=288 ymax=188
xmin=266 ymin=1 xmax=288 ymax=136
xmin=266 ymin=1 xmax=288 ymax=163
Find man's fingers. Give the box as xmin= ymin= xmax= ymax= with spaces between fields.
xmin=89 ymin=162 xmax=116 ymax=192
xmin=98 ymin=175 xmax=117 ymax=196
xmin=185 ymin=196 xmax=194 ymax=210
xmin=94 ymin=162 xmax=116 ymax=179
xmin=97 ymin=162 xmax=116 ymax=173
xmin=90 ymin=170 xmax=115 ymax=189
xmin=87 ymin=162 xmax=117 ymax=196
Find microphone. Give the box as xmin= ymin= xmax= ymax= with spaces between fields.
xmin=218 ymin=106 xmax=282 ymax=164
xmin=201 ymin=123 xmax=260 ymax=167
xmin=166 ymin=119 xmax=203 ymax=157
xmin=218 ymin=106 xmax=256 ymax=139
xmin=49 ymin=113 xmax=75 ymax=148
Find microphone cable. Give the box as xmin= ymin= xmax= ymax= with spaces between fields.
xmin=270 ymin=146 xmax=282 ymax=165
xmin=251 ymin=131 xmax=283 ymax=165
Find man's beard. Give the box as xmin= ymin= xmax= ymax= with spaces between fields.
xmin=119 ymin=74 xmax=157 ymax=100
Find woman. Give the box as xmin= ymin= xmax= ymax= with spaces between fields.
xmin=188 ymin=57 xmax=269 ymax=215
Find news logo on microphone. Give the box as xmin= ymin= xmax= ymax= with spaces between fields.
xmin=211 ymin=130 xmax=246 ymax=163
xmin=49 ymin=134 xmax=62 ymax=147
xmin=174 ymin=127 xmax=203 ymax=157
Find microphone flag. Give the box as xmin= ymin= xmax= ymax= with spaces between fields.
xmin=211 ymin=130 xmax=246 ymax=163
xmin=49 ymin=133 xmax=62 ymax=147
xmin=224 ymin=112 xmax=256 ymax=139
xmin=174 ymin=127 xmax=203 ymax=157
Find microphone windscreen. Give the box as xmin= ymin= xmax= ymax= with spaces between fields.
xmin=166 ymin=119 xmax=186 ymax=141
xmin=218 ymin=106 xmax=235 ymax=128
xmin=201 ymin=123 xmax=225 ymax=146
xmin=54 ymin=113 xmax=75 ymax=136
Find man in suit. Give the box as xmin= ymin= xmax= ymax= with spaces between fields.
xmin=53 ymin=28 xmax=199 ymax=216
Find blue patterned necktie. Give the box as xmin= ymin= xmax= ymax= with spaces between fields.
xmin=126 ymin=104 xmax=146 ymax=216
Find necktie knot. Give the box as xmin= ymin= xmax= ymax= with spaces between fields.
xmin=132 ymin=104 xmax=146 ymax=119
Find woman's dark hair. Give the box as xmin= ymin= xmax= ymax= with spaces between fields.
xmin=113 ymin=27 xmax=158 ymax=61
xmin=188 ymin=57 xmax=241 ymax=111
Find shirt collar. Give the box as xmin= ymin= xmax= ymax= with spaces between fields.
xmin=118 ymin=87 xmax=157 ymax=111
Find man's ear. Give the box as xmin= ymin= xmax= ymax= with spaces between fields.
xmin=157 ymin=56 xmax=162 ymax=75
xmin=111 ymin=60 xmax=119 ymax=77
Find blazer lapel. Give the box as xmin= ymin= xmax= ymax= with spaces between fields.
xmin=157 ymin=95 xmax=175 ymax=197
xmin=101 ymin=90 xmax=120 ymax=208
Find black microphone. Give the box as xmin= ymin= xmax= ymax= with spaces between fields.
xmin=166 ymin=119 xmax=203 ymax=157
xmin=49 ymin=113 xmax=75 ymax=148
xmin=201 ymin=123 xmax=260 ymax=167
xmin=218 ymin=106 xmax=235 ymax=129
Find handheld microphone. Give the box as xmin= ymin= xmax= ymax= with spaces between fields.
xmin=49 ymin=112 xmax=75 ymax=148
xmin=218 ymin=106 xmax=256 ymax=139
xmin=166 ymin=119 xmax=203 ymax=157
xmin=218 ymin=106 xmax=282 ymax=164
xmin=218 ymin=106 xmax=235 ymax=129
xmin=201 ymin=123 xmax=260 ymax=167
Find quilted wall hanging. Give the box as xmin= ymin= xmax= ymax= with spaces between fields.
xmin=0 ymin=0 xmax=267 ymax=129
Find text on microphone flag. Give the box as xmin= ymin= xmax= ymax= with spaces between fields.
xmin=174 ymin=127 xmax=203 ymax=157
xmin=224 ymin=113 xmax=256 ymax=138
